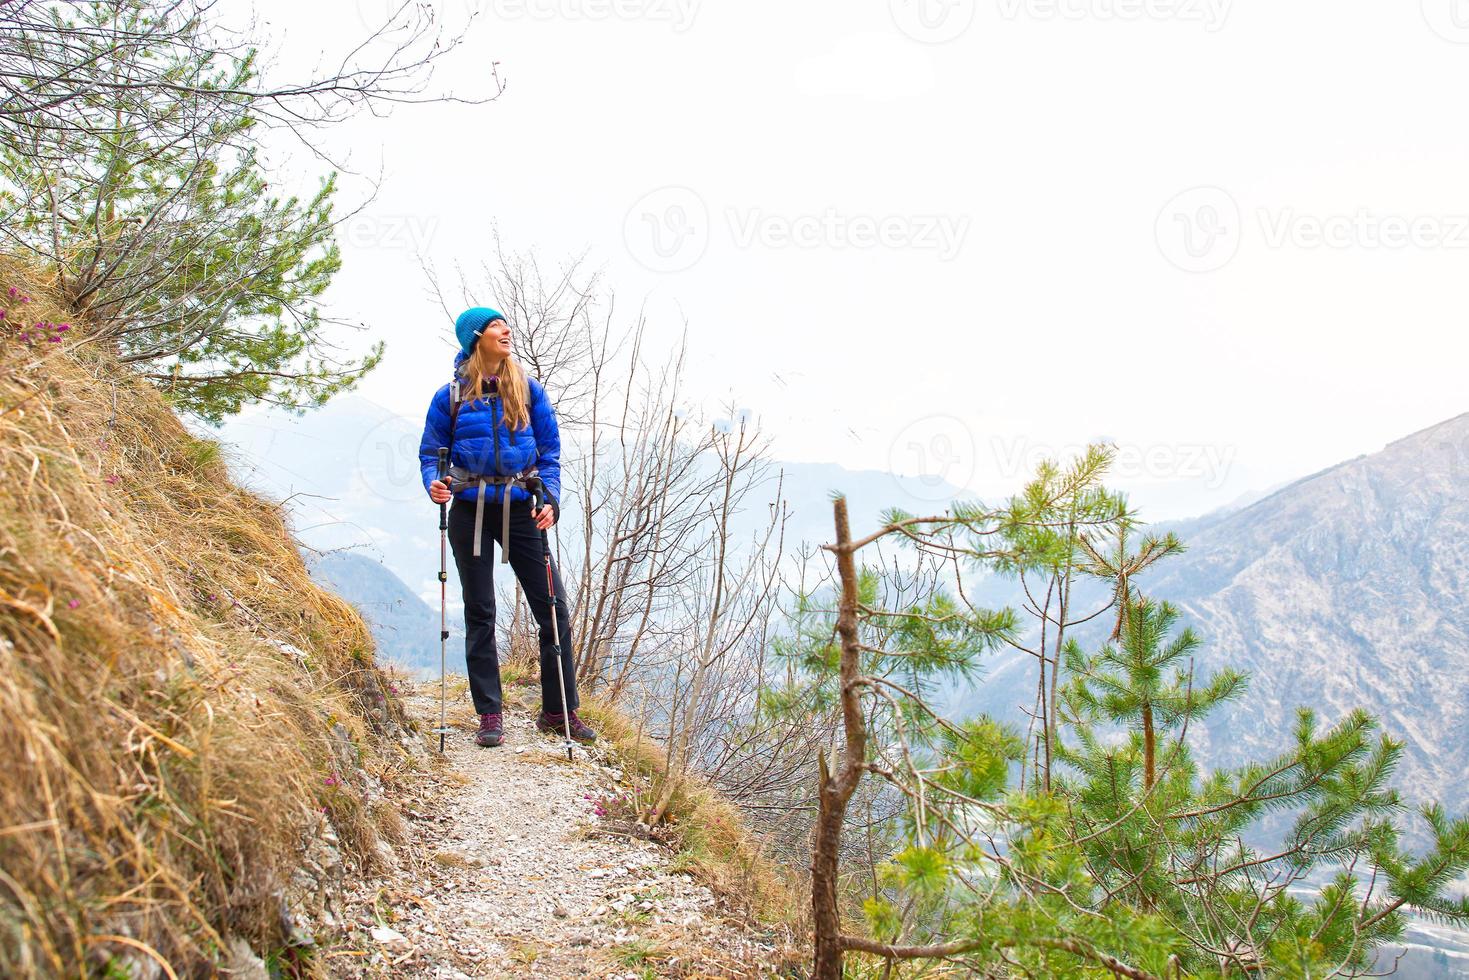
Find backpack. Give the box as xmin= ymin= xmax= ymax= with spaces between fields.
xmin=447 ymin=377 xmax=464 ymax=459
xmin=445 ymin=374 xmax=502 ymax=477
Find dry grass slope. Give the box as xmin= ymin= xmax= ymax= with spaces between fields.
xmin=0 ymin=258 xmax=413 ymax=978
xmin=577 ymin=699 xmax=804 ymax=936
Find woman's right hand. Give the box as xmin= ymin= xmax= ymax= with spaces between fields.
xmin=429 ymin=479 xmax=453 ymax=504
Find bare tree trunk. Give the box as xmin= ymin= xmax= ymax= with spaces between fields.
xmin=1142 ymin=701 xmax=1156 ymax=791
xmin=812 ymin=496 xmax=867 ymax=980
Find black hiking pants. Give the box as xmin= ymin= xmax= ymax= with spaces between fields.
xmin=448 ymin=493 xmax=578 ymax=718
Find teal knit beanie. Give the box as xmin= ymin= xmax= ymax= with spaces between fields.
xmin=454 ymin=307 xmax=506 ymax=355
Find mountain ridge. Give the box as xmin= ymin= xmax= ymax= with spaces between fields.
xmin=1142 ymin=411 xmax=1469 ymax=812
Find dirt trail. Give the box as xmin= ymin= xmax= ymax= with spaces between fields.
xmin=334 ymin=686 xmax=790 ymax=978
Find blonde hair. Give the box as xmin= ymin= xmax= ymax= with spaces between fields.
xmin=457 ymin=337 xmax=530 ymax=430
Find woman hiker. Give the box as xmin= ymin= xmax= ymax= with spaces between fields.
xmin=417 ymin=306 xmax=596 ymax=749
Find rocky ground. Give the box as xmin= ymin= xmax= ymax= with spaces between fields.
xmin=327 ymin=684 xmax=798 ymax=978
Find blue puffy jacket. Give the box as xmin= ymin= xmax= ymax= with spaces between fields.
xmin=417 ymin=349 xmax=562 ymax=509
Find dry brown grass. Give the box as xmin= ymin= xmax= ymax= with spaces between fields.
xmin=576 ymin=697 xmax=805 ymax=938
xmin=0 ymin=257 xmax=414 ymax=977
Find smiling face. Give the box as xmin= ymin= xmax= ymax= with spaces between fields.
xmin=479 ymin=316 xmax=511 ymax=360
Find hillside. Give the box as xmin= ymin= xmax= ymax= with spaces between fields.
xmin=0 ymin=261 xmax=423 ymax=975
xmin=0 ymin=260 xmax=801 ymax=978
xmin=1147 ymin=412 xmax=1469 ymax=815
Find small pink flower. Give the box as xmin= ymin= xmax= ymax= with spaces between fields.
xmin=104 ymin=474 xmax=120 ymax=485
xmin=67 ymin=598 xmax=80 ymax=609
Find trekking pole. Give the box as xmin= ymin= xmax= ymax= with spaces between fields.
xmin=434 ymin=447 xmax=454 ymax=753
xmin=528 ymin=478 xmax=574 ymax=761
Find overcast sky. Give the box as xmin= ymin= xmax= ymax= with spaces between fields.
xmin=228 ymin=0 xmax=1469 ymax=520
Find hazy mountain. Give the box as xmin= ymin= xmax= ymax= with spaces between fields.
xmin=737 ymin=458 xmax=973 ymax=554
xmin=946 ymin=414 xmax=1469 ymax=815
xmin=208 ymin=393 xmax=975 ymax=602
xmin=302 ymin=549 xmax=455 ymax=677
xmin=936 ymin=415 xmax=1469 ymax=976
xmin=1144 ymin=413 xmax=1469 ymax=816
xmin=207 ymin=394 xmax=446 ymax=604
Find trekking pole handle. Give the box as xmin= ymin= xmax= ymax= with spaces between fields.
xmin=436 ymin=447 xmax=450 ymax=530
xmin=524 ymin=476 xmax=549 ymax=540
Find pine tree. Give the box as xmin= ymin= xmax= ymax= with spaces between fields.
xmin=0 ymin=0 xmax=384 ymax=422
xmin=1061 ymin=593 xmax=1246 ymax=791
xmin=763 ymin=447 xmax=1469 ymax=978
xmin=1055 ymin=588 xmax=1469 ymax=975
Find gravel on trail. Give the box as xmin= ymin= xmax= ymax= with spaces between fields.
xmin=330 ymin=690 xmax=795 ymax=979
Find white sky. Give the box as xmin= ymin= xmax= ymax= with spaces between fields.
xmin=233 ymin=0 xmax=1469 ymax=520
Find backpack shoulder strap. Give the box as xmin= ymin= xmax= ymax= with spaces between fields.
xmin=447 ymin=378 xmax=463 ymax=459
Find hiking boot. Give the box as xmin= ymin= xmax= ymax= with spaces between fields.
xmin=474 ymin=712 xmax=503 ymax=748
xmin=537 ymin=710 xmax=596 ymax=744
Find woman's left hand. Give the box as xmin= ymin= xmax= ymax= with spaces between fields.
xmin=532 ymin=505 xmax=557 ymax=530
